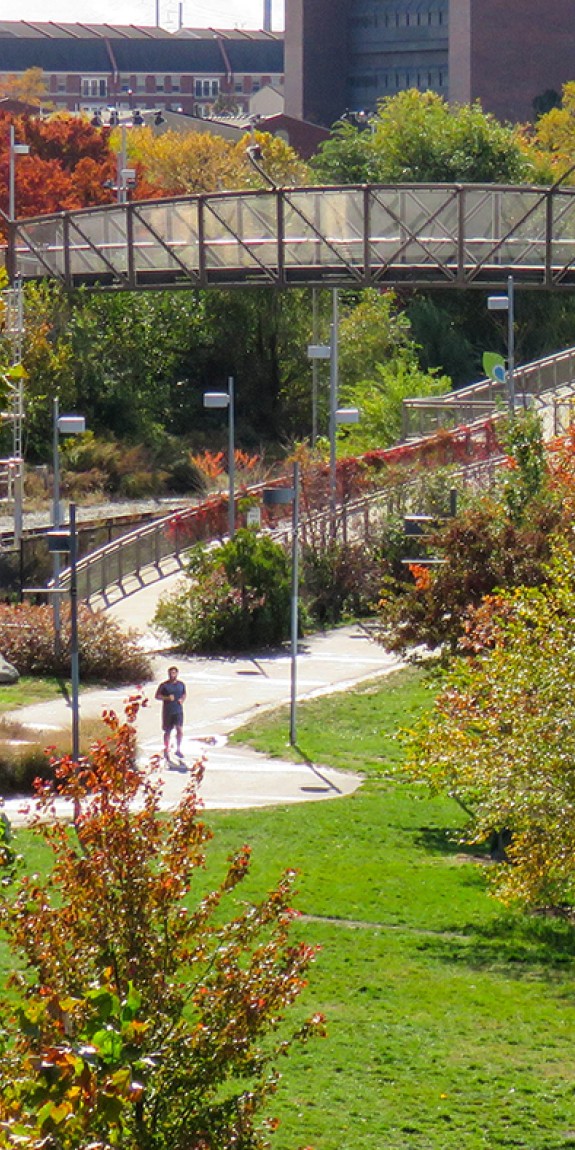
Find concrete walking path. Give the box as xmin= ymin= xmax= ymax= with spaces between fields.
xmin=3 ymin=569 xmax=402 ymax=821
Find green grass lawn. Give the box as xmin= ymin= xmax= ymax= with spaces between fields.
xmin=4 ymin=665 xmax=575 ymax=1149
xmin=229 ymin=663 xmax=435 ymax=776
xmin=0 ymin=676 xmax=68 ymax=716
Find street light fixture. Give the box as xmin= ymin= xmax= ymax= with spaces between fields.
xmin=263 ymin=461 xmax=300 ymax=745
xmin=487 ymin=274 xmax=515 ymax=414
xmin=203 ymin=376 xmax=235 ymax=539
xmin=52 ymin=401 xmax=85 ymax=657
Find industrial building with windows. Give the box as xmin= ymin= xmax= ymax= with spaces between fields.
xmin=285 ymin=0 xmax=575 ymax=128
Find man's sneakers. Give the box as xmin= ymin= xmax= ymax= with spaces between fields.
xmin=163 ymin=747 xmax=185 ymax=764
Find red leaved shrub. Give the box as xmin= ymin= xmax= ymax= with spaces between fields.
xmin=0 ymin=602 xmax=151 ymax=682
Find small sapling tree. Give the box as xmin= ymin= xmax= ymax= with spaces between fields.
xmin=0 ymin=698 xmax=322 ymax=1149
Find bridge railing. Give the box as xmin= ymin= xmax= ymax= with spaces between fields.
xmin=6 ymin=182 xmax=575 ymax=291
xmin=54 ymin=451 xmax=505 ymax=608
xmin=402 ymin=345 xmax=575 ymax=440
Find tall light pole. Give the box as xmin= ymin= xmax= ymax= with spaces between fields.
xmin=328 ymin=289 xmax=339 ymax=526
xmin=308 ymin=291 xmax=359 ymax=535
xmin=47 ymin=502 xmax=80 ymax=765
xmin=4 ymin=284 xmax=25 ymax=547
xmin=7 ymin=127 xmax=30 ymax=548
xmin=8 ymin=125 xmax=30 ymax=222
xmin=263 ymin=461 xmax=300 ymax=745
xmin=311 ymin=288 xmax=319 ymax=445
xmin=487 ymin=275 xmax=515 ymax=415
xmin=52 ymin=404 xmax=85 ymax=656
xmin=116 ymin=124 xmax=136 ymax=204
xmin=204 ymin=376 xmax=235 ymax=538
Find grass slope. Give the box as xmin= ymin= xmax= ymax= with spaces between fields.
xmin=3 ymin=665 xmax=575 ymax=1149
xmin=222 ymin=666 xmax=575 ymax=1149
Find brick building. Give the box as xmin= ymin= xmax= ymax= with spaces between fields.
xmin=0 ymin=21 xmax=284 ymax=117
xmin=285 ymin=0 xmax=575 ymax=127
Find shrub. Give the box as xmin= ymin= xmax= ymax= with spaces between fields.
xmin=60 ymin=432 xmax=207 ymax=500
xmin=164 ymin=453 xmax=208 ymax=495
xmin=405 ymin=542 xmax=575 ymax=909
xmin=302 ymin=540 xmax=384 ymax=625
xmin=155 ymin=529 xmax=292 ymax=652
xmin=0 ymin=716 xmax=107 ymax=794
xmin=0 ymin=603 xmax=152 ymax=681
xmin=377 ymin=494 xmax=563 ymax=653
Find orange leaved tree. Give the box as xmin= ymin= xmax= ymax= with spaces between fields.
xmin=0 ymin=699 xmax=321 ymax=1149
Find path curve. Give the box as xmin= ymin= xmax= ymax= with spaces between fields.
xmin=3 ymin=606 xmax=402 ymax=822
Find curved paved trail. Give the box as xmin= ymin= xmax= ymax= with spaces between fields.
xmin=3 ymin=570 xmax=403 ymax=821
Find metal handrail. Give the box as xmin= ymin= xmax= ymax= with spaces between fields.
xmin=54 ymin=436 xmax=505 ymax=607
xmin=54 ymin=479 xmax=286 ymax=602
xmin=402 ymin=345 xmax=575 ymax=440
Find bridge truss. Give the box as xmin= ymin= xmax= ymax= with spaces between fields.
xmin=5 ymin=181 xmax=575 ymax=292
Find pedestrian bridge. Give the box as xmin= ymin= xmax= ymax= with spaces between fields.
xmin=5 ymin=181 xmax=575 ymax=291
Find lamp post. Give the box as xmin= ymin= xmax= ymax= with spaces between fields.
xmin=487 ymin=275 xmax=515 ymax=415
xmin=116 ymin=124 xmax=136 ymax=204
xmin=47 ymin=502 xmax=80 ymax=764
xmin=263 ymin=461 xmax=300 ymax=745
xmin=6 ymin=125 xmax=28 ymax=547
xmin=204 ymin=376 xmax=235 ymax=539
xmin=8 ymin=125 xmax=30 ymax=222
xmin=52 ymin=402 xmax=85 ymax=656
xmin=308 ymin=296 xmax=359 ymax=534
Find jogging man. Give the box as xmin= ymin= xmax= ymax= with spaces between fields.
xmin=155 ymin=666 xmax=187 ymax=761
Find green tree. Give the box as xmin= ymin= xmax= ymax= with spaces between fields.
xmin=313 ymin=90 xmax=535 ymax=185
xmin=0 ymin=700 xmax=321 ymax=1148
xmin=337 ymin=289 xmax=414 ymax=391
xmin=338 ymin=357 xmax=449 ymax=453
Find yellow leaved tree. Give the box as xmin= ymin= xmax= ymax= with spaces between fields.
xmin=0 ymin=67 xmax=51 ymax=107
xmin=122 ymin=126 xmax=308 ymax=195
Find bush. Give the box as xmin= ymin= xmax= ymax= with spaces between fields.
xmin=0 ymin=740 xmax=53 ymax=793
xmin=164 ymin=453 xmax=208 ymax=495
xmin=0 ymin=603 xmax=152 ymax=681
xmin=61 ymin=432 xmax=207 ymax=500
xmin=302 ymin=540 xmax=384 ymax=625
xmin=377 ymin=494 xmax=563 ymax=653
xmin=155 ymin=529 xmax=292 ymax=652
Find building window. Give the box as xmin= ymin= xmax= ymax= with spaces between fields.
xmin=81 ymin=77 xmax=107 ymax=99
xmin=195 ymin=78 xmax=220 ymax=98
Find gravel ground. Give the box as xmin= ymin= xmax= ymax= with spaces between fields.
xmin=0 ymin=496 xmax=198 ymax=534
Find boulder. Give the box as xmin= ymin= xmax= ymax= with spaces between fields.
xmin=0 ymin=654 xmax=19 ymax=684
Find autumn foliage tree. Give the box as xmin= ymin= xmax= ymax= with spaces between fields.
xmin=0 ymin=112 xmax=162 ymax=229
xmin=0 ymin=699 xmax=321 ymax=1149
xmin=405 ymin=541 xmax=575 ymax=910
xmin=126 ymin=126 xmax=308 ymax=194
